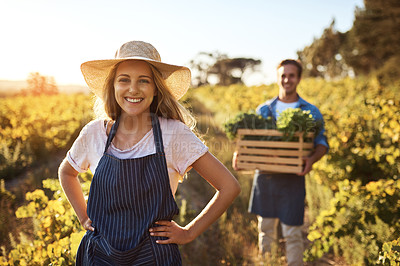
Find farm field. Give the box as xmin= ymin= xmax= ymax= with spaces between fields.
xmin=0 ymin=77 xmax=399 ymax=265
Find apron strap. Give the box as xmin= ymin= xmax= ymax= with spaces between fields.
xmin=151 ymin=113 xmax=165 ymax=154
xmin=103 ymin=114 xmax=164 ymax=154
xmin=104 ymin=117 xmax=120 ymax=154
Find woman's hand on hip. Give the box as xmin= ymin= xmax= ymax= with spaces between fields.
xmin=149 ymin=220 xmax=193 ymax=245
xmin=81 ymin=217 xmax=95 ymax=232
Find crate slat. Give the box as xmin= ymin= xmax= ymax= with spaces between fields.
xmin=237 ymin=129 xmax=314 ymax=138
xmin=237 ymin=129 xmax=284 ymax=136
xmin=237 ymin=162 xmax=302 ymax=173
xmin=238 ymin=155 xmax=301 ymax=165
xmin=238 ymin=147 xmax=311 ymax=157
xmin=238 ymin=140 xmax=314 ymax=149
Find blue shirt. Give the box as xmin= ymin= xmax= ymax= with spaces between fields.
xmin=256 ymin=95 xmax=329 ymax=149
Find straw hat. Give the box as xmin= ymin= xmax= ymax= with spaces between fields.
xmin=81 ymin=41 xmax=191 ymax=100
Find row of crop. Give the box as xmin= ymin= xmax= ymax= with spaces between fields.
xmin=0 ymin=174 xmax=91 ymax=265
xmin=0 ymin=94 xmax=261 ymax=265
xmin=193 ymin=77 xmax=400 ymax=181
xmin=0 ymin=94 xmax=94 ymax=179
xmin=305 ymin=178 xmax=400 ymax=264
xmin=190 ymin=77 xmax=400 ymax=264
xmin=0 ymin=77 xmax=399 ymax=264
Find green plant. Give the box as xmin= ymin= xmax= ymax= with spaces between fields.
xmin=0 ymin=179 xmax=16 ymax=250
xmin=0 ymin=94 xmax=93 ymax=180
xmin=305 ymin=178 xmax=400 ymax=265
xmin=223 ymin=111 xmax=275 ymax=140
xmin=277 ymin=108 xmax=321 ymax=141
xmin=0 ymin=173 xmax=92 ymax=265
xmin=223 ymin=108 xmax=320 ymax=142
xmin=378 ymin=237 xmax=400 ymax=265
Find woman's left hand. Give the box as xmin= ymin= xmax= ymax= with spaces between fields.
xmin=149 ymin=220 xmax=193 ymax=245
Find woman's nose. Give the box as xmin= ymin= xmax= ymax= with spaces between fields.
xmin=128 ymin=84 xmax=136 ymax=93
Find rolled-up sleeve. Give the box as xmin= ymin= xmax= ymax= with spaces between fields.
xmin=67 ymin=125 xmax=90 ymax=173
xmin=309 ymin=106 xmax=329 ymax=150
xmin=171 ymin=123 xmax=208 ymax=176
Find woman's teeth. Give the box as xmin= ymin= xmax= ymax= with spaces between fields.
xmin=126 ymin=98 xmax=143 ymax=103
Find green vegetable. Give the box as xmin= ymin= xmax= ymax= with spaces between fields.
xmin=223 ymin=108 xmax=321 ymax=142
xmin=223 ymin=111 xmax=276 ymax=140
xmin=277 ymin=108 xmax=322 ymax=141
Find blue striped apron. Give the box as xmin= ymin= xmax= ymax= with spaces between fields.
xmin=76 ymin=115 xmax=181 ymax=265
xmin=248 ymin=172 xmax=305 ymax=226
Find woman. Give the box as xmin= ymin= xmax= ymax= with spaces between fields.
xmin=58 ymin=40 xmax=240 ymax=265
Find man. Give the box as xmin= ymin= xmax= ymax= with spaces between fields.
xmin=233 ymin=59 xmax=329 ymax=266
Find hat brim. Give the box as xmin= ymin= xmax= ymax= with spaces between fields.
xmin=81 ymin=56 xmax=191 ymax=100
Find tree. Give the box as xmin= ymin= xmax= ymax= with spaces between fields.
xmin=208 ymin=57 xmax=262 ymax=86
xmin=342 ymin=0 xmax=400 ymax=76
xmin=20 ymin=72 xmax=59 ymax=96
xmin=189 ymin=52 xmax=225 ymax=87
xmin=297 ymin=0 xmax=400 ymax=83
xmin=189 ymin=52 xmax=261 ymax=87
xmin=297 ymin=20 xmax=350 ymax=79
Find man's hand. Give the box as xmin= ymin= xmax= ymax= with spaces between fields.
xmin=298 ymin=156 xmax=313 ymax=176
xmin=297 ymin=144 xmax=328 ymax=176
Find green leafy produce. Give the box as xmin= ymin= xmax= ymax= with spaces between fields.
xmin=277 ymin=108 xmax=322 ymax=141
xmin=223 ymin=108 xmax=320 ymax=142
xmin=223 ymin=111 xmax=276 ymax=140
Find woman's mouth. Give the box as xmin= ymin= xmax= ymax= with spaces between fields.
xmin=125 ymin=97 xmax=143 ymax=103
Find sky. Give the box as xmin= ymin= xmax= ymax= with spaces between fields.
xmin=0 ymin=0 xmax=364 ymax=87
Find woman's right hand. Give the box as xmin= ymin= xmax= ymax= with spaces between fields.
xmin=81 ymin=217 xmax=95 ymax=231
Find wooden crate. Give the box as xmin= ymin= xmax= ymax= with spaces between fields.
xmin=236 ymin=129 xmax=314 ymax=174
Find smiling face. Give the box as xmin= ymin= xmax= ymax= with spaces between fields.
xmin=277 ymin=64 xmax=301 ymax=100
xmin=114 ymin=60 xmax=157 ymax=118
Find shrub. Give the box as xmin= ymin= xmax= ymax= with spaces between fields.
xmin=305 ymin=178 xmax=400 ymax=265
xmin=0 ymin=173 xmax=92 ymax=265
xmin=378 ymin=237 xmax=400 ymax=265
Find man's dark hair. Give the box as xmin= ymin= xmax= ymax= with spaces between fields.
xmin=277 ymin=59 xmax=303 ymax=78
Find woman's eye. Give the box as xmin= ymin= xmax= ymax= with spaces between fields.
xmin=119 ymin=78 xmax=130 ymax=83
xmin=139 ymin=79 xmax=150 ymax=84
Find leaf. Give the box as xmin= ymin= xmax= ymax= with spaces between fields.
xmin=307 ymin=230 xmax=322 ymax=241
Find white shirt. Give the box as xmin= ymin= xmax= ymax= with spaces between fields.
xmin=67 ymin=117 xmax=208 ymax=195
xmin=275 ymin=100 xmax=299 ymax=118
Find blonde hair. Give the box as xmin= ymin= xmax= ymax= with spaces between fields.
xmin=93 ymin=60 xmax=196 ymax=130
